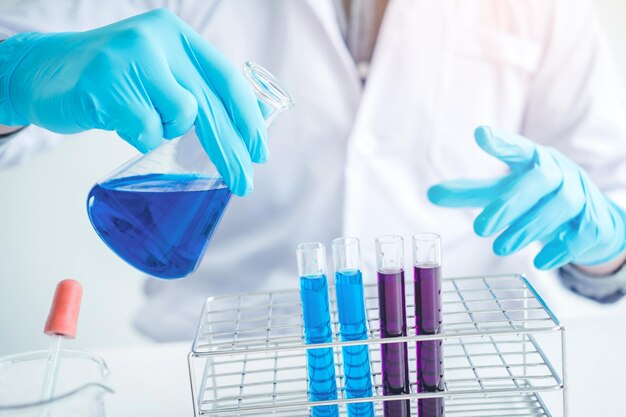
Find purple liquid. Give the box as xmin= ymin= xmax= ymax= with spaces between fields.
xmin=414 ymin=265 xmax=444 ymax=417
xmin=377 ymin=270 xmax=410 ymax=417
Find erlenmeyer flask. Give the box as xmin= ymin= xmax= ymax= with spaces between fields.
xmin=87 ymin=62 xmax=294 ymax=279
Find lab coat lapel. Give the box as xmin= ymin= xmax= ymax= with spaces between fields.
xmin=303 ymin=0 xmax=362 ymax=94
xmin=343 ymin=0 xmax=448 ymax=275
xmin=358 ymin=0 xmax=447 ymax=133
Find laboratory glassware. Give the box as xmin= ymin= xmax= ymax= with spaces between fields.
xmin=87 ymin=62 xmax=294 ymax=279
xmin=188 ymin=273 xmax=566 ymax=417
xmin=375 ymin=235 xmax=410 ymax=417
xmin=413 ymin=233 xmax=444 ymax=417
xmin=331 ymin=237 xmax=374 ymax=417
xmin=0 ymin=350 xmax=112 ymax=417
xmin=41 ymin=279 xmax=83 ymax=404
xmin=297 ymin=242 xmax=339 ymax=417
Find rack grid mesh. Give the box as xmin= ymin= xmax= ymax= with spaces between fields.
xmin=188 ymin=274 xmax=565 ymax=416
xmin=195 ymin=393 xmax=552 ymax=417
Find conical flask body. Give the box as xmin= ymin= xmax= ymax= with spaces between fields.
xmin=87 ymin=62 xmax=293 ymax=279
xmin=88 ymin=173 xmax=230 ymax=278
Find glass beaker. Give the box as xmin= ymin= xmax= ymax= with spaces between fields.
xmin=0 ymin=349 xmax=113 ymax=417
xmin=87 ymin=62 xmax=294 ymax=279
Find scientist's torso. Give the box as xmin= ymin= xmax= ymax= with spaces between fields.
xmin=136 ymin=0 xmax=567 ymax=340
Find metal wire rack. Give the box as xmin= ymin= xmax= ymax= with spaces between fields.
xmin=188 ymin=274 xmax=566 ymax=416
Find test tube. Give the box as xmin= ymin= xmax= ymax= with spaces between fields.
xmin=297 ymin=242 xmax=339 ymax=417
xmin=332 ymin=237 xmax=374 ymax=417
xmin=413 ymin=233 xmax=445 ymax=417
xmin=375 ymin=235 xmax=411 ymax=417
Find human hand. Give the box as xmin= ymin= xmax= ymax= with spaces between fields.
xmin=0 ymin=9 xmax=266 ymax=195
xmin=428 ymin=126 xmax=626 ymax=270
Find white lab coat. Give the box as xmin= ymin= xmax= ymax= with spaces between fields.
xmin=1 ymin=0 xmax=626 ymax=341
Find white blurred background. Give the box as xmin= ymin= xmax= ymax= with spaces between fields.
xmin=1 ymin=0 xmax=626 ymax=356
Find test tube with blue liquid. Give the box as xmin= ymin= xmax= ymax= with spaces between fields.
xmin=413 ymin=233 xmax=445 ymax=417
xmin=376 ymin=235 xmax=411 ymax=417
xmin=297 ymin=242 xmax=339 ymax=417
xmin=87 ymin=62 xmax=294 ymax=279
xmin=331 ymin=237 xmax=374 ymax=417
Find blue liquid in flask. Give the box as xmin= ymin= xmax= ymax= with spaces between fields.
xmin=87 ymin=173 xmax=231 ymax=279
xmin=300 ymin=274 xmax=339 ymax=417
xmin=335 ymin=269 xmax=374 ymax=417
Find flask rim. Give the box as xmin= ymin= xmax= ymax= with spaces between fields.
xmin=243 ymin=61 xmax=295 ymax=112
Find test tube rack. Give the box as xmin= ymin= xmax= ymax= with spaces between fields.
xmin=188 ymin=274 xmax=567 ymax=416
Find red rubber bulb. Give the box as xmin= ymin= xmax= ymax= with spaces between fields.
xmin=44 ymin=279 xmax=83 ymax=339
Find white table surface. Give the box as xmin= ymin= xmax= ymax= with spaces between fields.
xmin=97 ymin=315 xmax=626 ymax=417
xmin=97 ymin=342 xmax=193 ymax=417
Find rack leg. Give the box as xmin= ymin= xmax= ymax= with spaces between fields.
xmin=188 ymin=354 xmax=199 ymax=417
xmin=561 ymin=328 xmax=568 ymax=417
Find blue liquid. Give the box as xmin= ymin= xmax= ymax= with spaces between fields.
xmin=335 ymin=270 xmax=374 ymax=417
xmin=87 ymin=173 xmax=231 ymax=279
xmin=300 ymin=274 xmax=339 ymax=417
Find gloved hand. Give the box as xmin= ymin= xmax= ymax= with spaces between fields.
xmin=0 ymin=9 xmax=267 ymax=196
xmin=428 ymin=126 xmax=626 ymax=270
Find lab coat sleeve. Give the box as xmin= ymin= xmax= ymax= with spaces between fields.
xmin=521 ymin=0 xmax=626 ymax=300
xmin=521 ymin=0 xmax=626 ymax=211
xmin=0 ymin=0 xmax=187 ymax=168
xmin=558 ymin=264 xmax=626 ymax=303
xmin=0 ymin=0 xmax=183 ymax=36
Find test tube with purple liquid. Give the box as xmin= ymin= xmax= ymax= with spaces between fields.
xmin=413 ymin=233 xmax=445 ymax=417
xmin=376 ymin=235 xmax=411 ymax=417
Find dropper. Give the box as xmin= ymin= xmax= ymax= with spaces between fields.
xmin=40 ymin=279 xmax=83 ymax=403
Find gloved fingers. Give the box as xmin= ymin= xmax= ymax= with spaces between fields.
xmin=193 ymin=83 xmax=254 ymax=196
xmin=115 ymin=117 xmax=164 ymax=153
xmin=533 ymin=224 xmax=578 ymax=270
xmin=474 ymin=126 xmax=536 ymax=169
xmin=427 ymin=175 xmax=516 ymax=208
xmin=493 ymin=189 xmax=583 ymax=256
xmin=494 ymin=154 xmax=587 ymax=256
xmin=143 ymin=59 xmax=198 ymax=139
xmin=570 ymin=183 xmax=626 ymax=266
xmin=177 ymin=25 xmax=268 ymax=163
xmin=474 ymin=151 xmax=563 ymax=237
xmin=111 ymin=105 xmax=164 ymax=153
xmin=532 ymin=212 xmax=600 ymax=270
xmin=502 ymin=158 xmax=586 ymax=250
xmin=75 ymin=54 xmax=166 ymax=153
xmin=534 ymin=163 xmax=626 ymax=268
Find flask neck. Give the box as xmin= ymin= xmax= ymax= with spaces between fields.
xmin=243 ymin=61 xmax=295 ymax=126
xmin=95 ymin=62 xmax=294 ymax=185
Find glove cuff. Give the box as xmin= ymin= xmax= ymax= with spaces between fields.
xmin=559 ymin=263 xmax=626 ymax=303
xmin=0 ymin=32 xmax=41 ymax=126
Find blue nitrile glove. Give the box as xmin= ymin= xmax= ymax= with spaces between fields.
xmin=0 ymin=9 xmax=267 ymax=196
xmin=428 ymin=126 xmax=626 ymax=270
